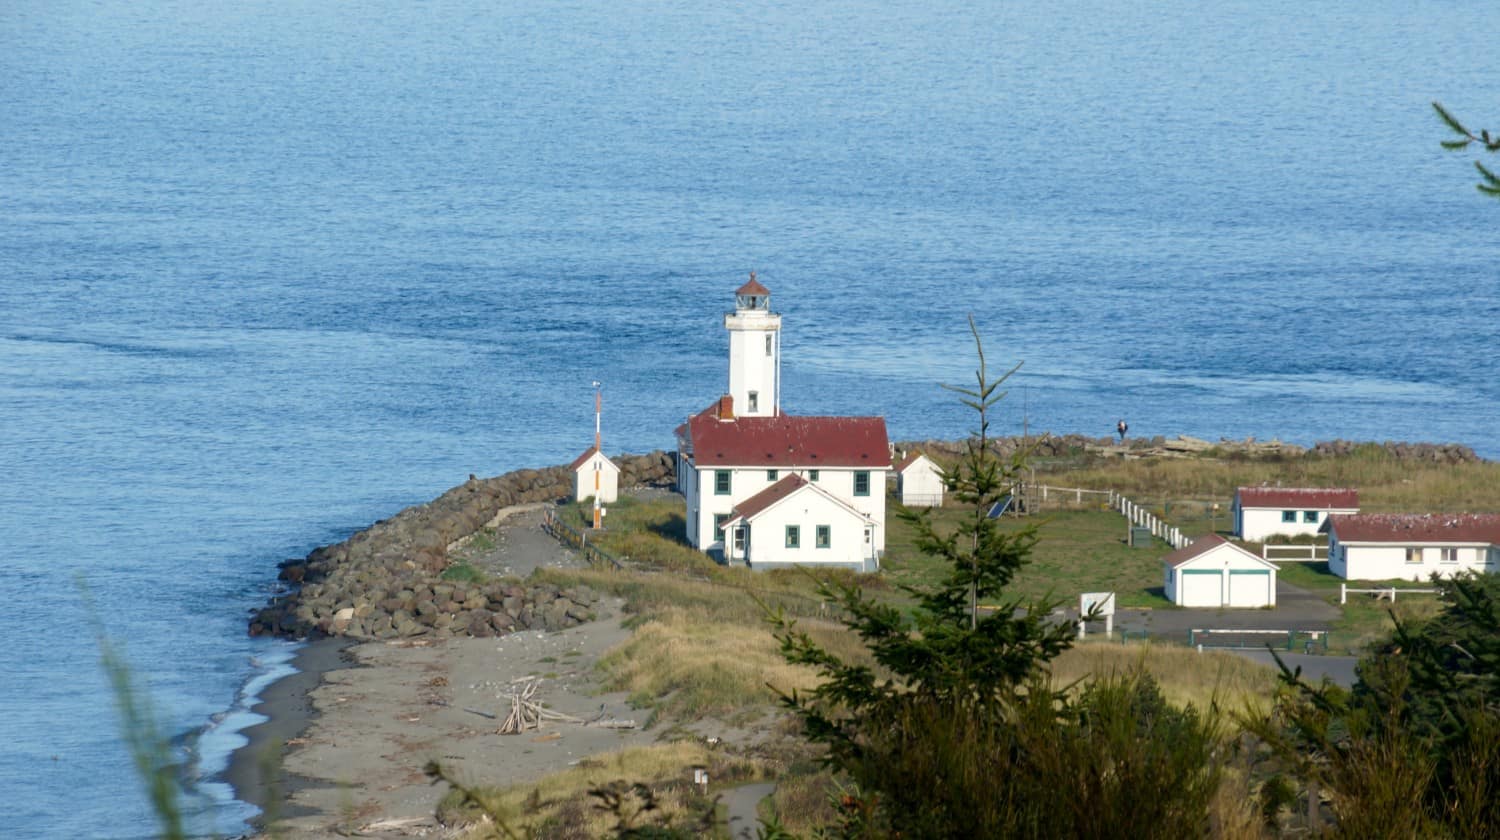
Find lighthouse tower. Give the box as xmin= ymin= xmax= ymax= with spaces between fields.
xmin=724 ymin=273 xmax=781 ymax=417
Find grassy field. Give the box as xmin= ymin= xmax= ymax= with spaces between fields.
xmin=883 ymin=507 xmax=1177 ymax=608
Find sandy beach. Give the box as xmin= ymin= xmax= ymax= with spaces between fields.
xmin=229 ymin=505 xmax=660 ymax=838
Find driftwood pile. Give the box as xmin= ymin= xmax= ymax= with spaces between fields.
xmin=483 ymin=677 xmax=636 ymax=735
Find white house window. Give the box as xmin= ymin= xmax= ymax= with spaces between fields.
xmin=748 ymin=391 xmax=759 ymax=412
xmin=765 ymin=334 xmax=773 ymax=356
xmin=1282 ymin=511 xmax=1296 ymax=523
xmin=854 ymin=471 xmax=871 ymax=497
xmin=714 ymin=513 xmax=729 ymax=542
xmin=816 ymin=525 xmax=831 ymax=549
xmin=767 ymin=469 xmax=778 ymax=481
xmin=809 ymin=470 xmax=819 ymax=481
xmin=734 ymin=527 xmax=747 ymax=552
xmin=1405 ymin=547 xmax=1422 ymax=564
xmin=1441 ymin=548 xmax=1458 ymax=564
xmin=715 ymin=470 xmax=731 ymax=495
xmin=1303 ymin=511 xmax=1318 ymax=524
xmin=785 ymin=525 xmax=800 ymax=548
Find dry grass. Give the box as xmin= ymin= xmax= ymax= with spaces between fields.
xmin=1044 ymin=451 xmax=1500 ymax=515
xmin=598 ymin=606 xmax=872 ymax=720
xmin=442 ymin=742 xmax=752 ymax=838
xmin=1049 ymin=642 xmax=1280 ymax=715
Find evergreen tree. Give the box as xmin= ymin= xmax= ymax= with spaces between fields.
xmin=768 ymin=319 xmax=1223 ymax=837
xmin=1434 ymin=103 xmax=1500 ymax=197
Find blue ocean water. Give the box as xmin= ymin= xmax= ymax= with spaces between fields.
xmin=1 ymin=0 xmax=1496 ymax=835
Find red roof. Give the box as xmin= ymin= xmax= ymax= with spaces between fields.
xmin=684 ymin=403 xmax=890 ymax=468
xmin=1329 ymin=513 xmax=1500 ymax=544
xmin=729 ymin=475 xmax=808 ymax=521
xmin=1236 ymin=487 xmax=1359 ymax=510
xmin=1162 ymin=535 xmax=1269 ymax=569
xmin=736 ymin=276 xmax=770 ymax=296
xmin=568 ymin=447 xmax=615 ymax=471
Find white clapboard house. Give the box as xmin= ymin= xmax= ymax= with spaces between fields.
xmin=675 ymin=277 xmax=890 ymax=571
xmin=1328 ymin=513 xmax=1500 ymax=581
xmin=1233 ymin=487 xmax=1359 ymax=542
xmin=1163 ymin=535 xmax=1279 ymax=608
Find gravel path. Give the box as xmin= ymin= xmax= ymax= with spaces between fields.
xmin=454 ymin=503 xmax=586 ymax=579
xmin=724 ymin=782 xmax=777 ymax=839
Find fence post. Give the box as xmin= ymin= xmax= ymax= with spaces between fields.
xmin=1340 ymin=584 xmax=1346 ymax=605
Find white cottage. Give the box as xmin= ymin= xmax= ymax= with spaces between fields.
xmin=1328 ymin=513 xmax=1500 ymax=581
xmin=1233 ymin=487 xmax=1359 ymax=542
xmin=675 ymin=277 xmax=891 ymax=569
xmin=895 ymin=452 xmax=944 ymax=507
xmin=569 ymin=447 xmax=619 ymax=504
xmin=1163 ymin=535 xmax=1279 ymax=608
xmin=722 ymin=476 xmax=877 ymax=570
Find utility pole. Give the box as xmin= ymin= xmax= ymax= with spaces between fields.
xmin=591 ymin=381 xmax=603 ymax=530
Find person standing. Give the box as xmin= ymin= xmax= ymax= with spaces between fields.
xmin=1117 ymin=419 xmax=1128 ymax=443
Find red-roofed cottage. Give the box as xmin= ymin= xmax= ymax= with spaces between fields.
xmin=1232 ymin=487 xmax=1360 ymax=542
xmin=1328 ymin=513 xmax=1500 ymax=581
xmin=720 ymin=476 xmax=879 ymax=568
xmin=675 ymin=278 xmax=890 ymax=570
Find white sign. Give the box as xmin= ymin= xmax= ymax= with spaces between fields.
xmin=1080 ymin=591 xmax=1116 ymax=617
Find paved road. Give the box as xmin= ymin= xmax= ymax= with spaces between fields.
xmin=1227 ymin=650 xmax=1360 ymax=688
xmin=1105 ymin=578 xmax=1340 ymax=643
xmin=723 ymin=782 xmax=776 ymax=840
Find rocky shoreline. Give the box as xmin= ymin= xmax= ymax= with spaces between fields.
xmin=248 ymin=451 xmax=674 ymax=641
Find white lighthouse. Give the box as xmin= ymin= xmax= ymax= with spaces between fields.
xmin=724 ymin=273 xmax=781 ymax=417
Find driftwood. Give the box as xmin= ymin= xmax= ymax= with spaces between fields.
xmin=494 ymin=677 xmax=637 ymax=735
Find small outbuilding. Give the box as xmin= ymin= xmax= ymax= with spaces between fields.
xmin=1328 ymin=513 xmax=1500 ymax=581
xmin=1163 ymin=535 xmax=1279 ymax=608
xmin=895 ymin=452 xmax=944 ymax=507
xmin=1233 ymin=487 xmax=1359 ymax=542
xmin=569 ymin=447 xmax=619 ymax=504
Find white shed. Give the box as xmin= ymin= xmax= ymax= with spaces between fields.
xmin=895 ymin=452 xmax=944 ymax=507
xmin=1163 ymin=535 xmax=1278 ymax=608
xmin=721 ymin=475 xmax=878 ymax=572
xmin=1328 ymin=513 xmax=1500 ymax=581
xmin=1233 ymin=487 xmax=1359 ymax=542
xmin=569 ymin=447 xmax=619 ymax=504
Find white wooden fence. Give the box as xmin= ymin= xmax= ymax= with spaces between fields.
xmin=1108 ymin=490 xmax=1191 ymax=549
xmin=1339 ymin=584 xmax=1440 ymax=604
xmin=1262 ymin=544 xmax=1328 ymax=562
xmin=1015 ymin=483 xmax=1191 ymax=549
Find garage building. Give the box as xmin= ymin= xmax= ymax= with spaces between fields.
xmin=1164 ymin=535 xmax=1278 ymax=608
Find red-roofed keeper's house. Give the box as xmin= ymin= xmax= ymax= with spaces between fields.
xmin=1328 ymin=513 xmax=1500 ymax=581
xmin=1232 ymin=487 xmax=1359 ymax=542
xmin=719 ymin=476 xmax=879 ymax=569
xmin=674 ymin=278 xmax=891 ymax=571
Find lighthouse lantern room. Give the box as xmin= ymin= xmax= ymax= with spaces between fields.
xmin=723 ymin=272 xmax=781 ymax=418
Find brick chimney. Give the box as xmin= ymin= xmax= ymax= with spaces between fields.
xmin=716 ymin=394 xmax=735 ymax=421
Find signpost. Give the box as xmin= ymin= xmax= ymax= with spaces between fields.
xmin=1078 ymin=591 xmax=1116 ymax=639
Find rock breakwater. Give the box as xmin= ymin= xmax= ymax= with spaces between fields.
xmin=895 ymin=435 xmax=1483 ymax=465
xmin=249 ymin=451 xmax=674 ymax=640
